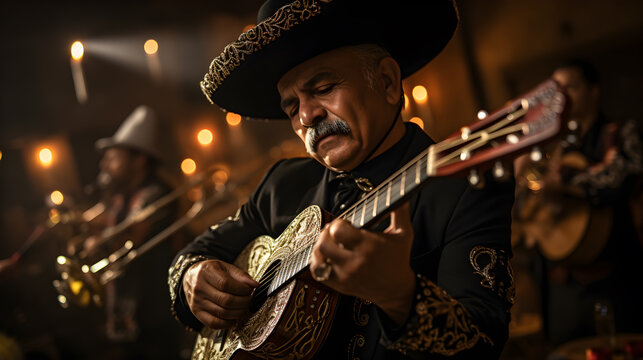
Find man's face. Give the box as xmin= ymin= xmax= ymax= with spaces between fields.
xmin=277 ymin=47 xmax=397 ymax=171
xmin=552 ymin=67 xmax=599 ymax=120
xmin=98 ymin=147 xmax=134 ymax=192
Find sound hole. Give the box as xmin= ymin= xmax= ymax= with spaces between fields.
xmin=250 ymin=259 xmax=281 ymax=313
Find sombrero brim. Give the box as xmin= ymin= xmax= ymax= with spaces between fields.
xmin=201 ymin=0 xmax=458 ymax=119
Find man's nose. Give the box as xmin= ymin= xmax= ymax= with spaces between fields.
xmin=299 ymin=98 xmax=326 ymax=128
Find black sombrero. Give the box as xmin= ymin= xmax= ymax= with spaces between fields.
xmin=201 ymin=0 xmax=459 ymax=119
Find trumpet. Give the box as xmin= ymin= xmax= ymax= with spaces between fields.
xmin=52 ymin=165 xmax=242 ymax=308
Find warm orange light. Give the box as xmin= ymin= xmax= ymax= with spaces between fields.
xmin=404 ymin=94 xmax=409 ymax=109
xmin=71 ymin=41 xmax=84 ymax=60
xmin=226 ymin=112 xmax=242 ymax=126
xmin=0 ymin=150 xmax=3 ymax=161
xmin=212 ymin=169 xmax=229 ymax=185
xmin=181 ymin=158 xmax=197 ymax=175
xmin=144 ymin=39 xmax=158 ymax=55
xmin=197 ymin=129 xmax=214 ymax=146
xmin=242 ymin=24 xmax=255 ymax=32
xmin=50 ymin=190 xmax=64 ymax=205
xmin=409 ymin=116 xmax=424 ymax=130
xmin=412 ymin=85 xmax=428 ymax=103
xmin=187 ymin=187 xmax=202 ymax=202
xmin=38 ymin=148 xmax=54 ymax=167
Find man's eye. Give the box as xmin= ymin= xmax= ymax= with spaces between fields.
xmin=316 ymin=84 xmax=334 ymax=94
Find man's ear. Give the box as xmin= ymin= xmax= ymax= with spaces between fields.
xmin=378 ymin=57 xmax=402 ymax=106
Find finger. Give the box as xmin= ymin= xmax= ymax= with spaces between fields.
xmin=203 ymin=263 xmax=258 ymax=296
xmin=193 ymin=310 xmax=237 ymax=330
xmin=194 ymin=296 xmax=252 ymax=320
xmin=327 ymin=218 xmax=362 ymax=250
xmin=317 ymin=223 xmax=353 ymax=265
xmin=387 ymin=201 xmax=412 ymax=236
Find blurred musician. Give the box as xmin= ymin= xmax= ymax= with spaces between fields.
xmin=515 ymin=60 xmax=643 ymax=346
xmin=84 ymin=105 xmax=183 ymax=359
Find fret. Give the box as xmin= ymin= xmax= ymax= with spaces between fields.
xmin=386 ymin=182 xmax=391 ymax=207
xmin=415 ymin=159 xmax=421 ymax=184
xmin=400 ymin=171 xmax=406 ymax=196
xmin=372 ymin=190 xmax=378 ymax=217
xmin=427 ymin=146 xmax=436 ymax=176
xmin=360 ymin=203 xmax=366 ymax=226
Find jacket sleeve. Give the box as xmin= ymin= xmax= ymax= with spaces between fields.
xmin=168 ymin=161 xmax=286 ymax=331
xmin=379 ymin=175 xmax=515 ymax=359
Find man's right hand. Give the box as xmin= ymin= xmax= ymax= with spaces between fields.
xmin=182 ymin=259 xmax=259 ymax=329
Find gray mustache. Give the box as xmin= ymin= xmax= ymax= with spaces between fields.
xmin=305 ymin=119 xmax=351 ymax=154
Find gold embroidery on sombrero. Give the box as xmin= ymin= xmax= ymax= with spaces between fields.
xmin=383 ymin=274 xmax=493 ymax=356
xmin=201 ymin=0 xmax=328 ymax=103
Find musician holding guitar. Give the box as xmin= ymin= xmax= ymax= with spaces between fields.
xmin=169 ymin=1 xmax=527 ymax=358
xmin=514 ymin=60 xmax=643 ymax=346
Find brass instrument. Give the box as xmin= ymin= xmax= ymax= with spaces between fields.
xmin=52 ymin=166 xmax=242 ymax=308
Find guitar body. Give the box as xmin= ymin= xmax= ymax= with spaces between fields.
xmin=192 ymin=205 xmax=339 ymax=360
xmin=514 ymin=152 xmax=613 ymax=264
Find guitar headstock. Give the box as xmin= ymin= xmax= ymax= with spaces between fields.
xmin=430 ymin=79 xmax=568 ymax=186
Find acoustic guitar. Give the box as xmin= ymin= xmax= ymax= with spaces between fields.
xmin=191 ymin=79 xmax=568 ymax=360
xmin=513 ymin=151 xmax=613 ymax=264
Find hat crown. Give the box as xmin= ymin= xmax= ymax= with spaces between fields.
xmin=96 ymin=105 xmax=163 ymax=160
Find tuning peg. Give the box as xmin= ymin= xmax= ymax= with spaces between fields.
xmin=492 ymin=161 xmax=509 ymax=180
xmin=529 ymin=146 xmax=543 ymax=162
xmin=467 ymin=169 xmax=485 ymax=189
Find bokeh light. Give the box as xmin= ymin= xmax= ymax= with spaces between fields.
xmin=144 ymin=39 xmax=158 ymax=55
xmin=412 ymin=85 xmax=428 ymax=103
xmin=404 ymin=94 xmax=409 ymax=108
xmin=38 ymin=147 xmax=53 ymax=167
xmin=477 ymin=110 xmax=488 ymax=120
xmin=50 ymin=190 xmax=64 ymax=205
xmin=71 ymin=41 xmax=84 ymax=60
xmin=181 ymin=158 xmax=197 ymax=175
xmin=197 ymin=129 xmax=213 ymax=146
xmin=409 ymin=116 xmax=424 ymax=130
xmin=226 ymin=112 xmax=242 ymax=127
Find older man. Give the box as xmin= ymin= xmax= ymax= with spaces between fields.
xmin=170 ymin=0 xmax=515 ymax=358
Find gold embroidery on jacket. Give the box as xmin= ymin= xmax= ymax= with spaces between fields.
xmin=168 ymin=254 xmax=209 ymax=327
xmin=384 ymin=275 xmax=492 ymax=356
xmin=347 ymin=334 xmax=365 ymax=360
xmin=469 ymin=246 xmax=515 ymax=306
